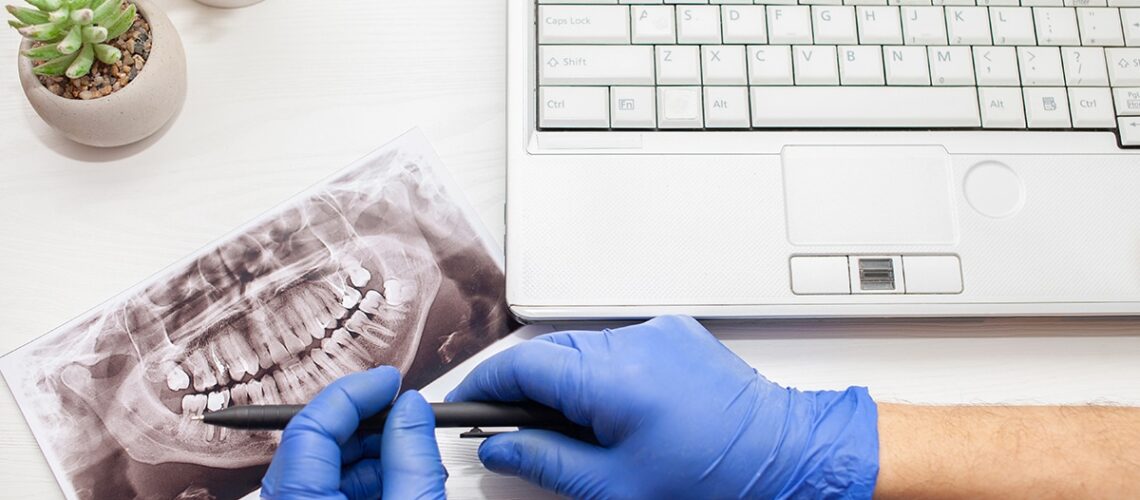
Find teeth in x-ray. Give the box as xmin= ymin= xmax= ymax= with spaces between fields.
xmin=206 ymin=390 xmax=230 ymax=412
xmin=279 ymin=327 xmax=309 ymax=357
xmin=260 ymin=374 xmax=282 ymax=404
xmin=348 ymin=266 xmax=371 ymax=288
xmin=383 ymin=279 xmax=411 ymax=306
xmin=208 ymin=343 xmax=231 ymax=388
xmin=345 ymin=311 xmax=394 ymax=349
xmin=331 ymin=305 xmax=349 ymax=320
xmin=341 ymin=287 xmax=362 ymax=309
xmin=230 ymin=383 xmax=250 ymax=406
xmin=219 ymin=332 xmax=259 ymax=382
xmin=186 ymin=351 xmax=218 ymax=393
xmin=245 ymin=379 xmax=265 ymax=404
xmin=182 ymin=394 xmax=207 ymax=415
xmin=166 ymin=365 xmax=190 ymax=391
xmin=359 ymin=290 xmax=384 ymax=315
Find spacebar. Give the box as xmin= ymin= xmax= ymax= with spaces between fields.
xmin=750 ymin=87 xmax=981 ymax=128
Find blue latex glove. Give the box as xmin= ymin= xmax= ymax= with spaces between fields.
xmin=261 ymin=366 xmax=448 ymax=500
xmin=447 ymin=315 xmax=879 ymax=499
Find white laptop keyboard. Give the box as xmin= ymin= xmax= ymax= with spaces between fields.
xmin=535 ymin=0 xmax=1140 ymax=147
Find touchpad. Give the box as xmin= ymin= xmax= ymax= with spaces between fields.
xmin=782 ymin=146 xmax=958 ymax=245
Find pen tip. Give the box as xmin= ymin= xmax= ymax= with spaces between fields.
xmin=190 ymin=415 xmax=204 ymax=421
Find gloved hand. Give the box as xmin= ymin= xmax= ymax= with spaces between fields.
xmin=447 ymin=315 xmax=879 ymax=499
xmin=261 ymin=366 xmax=448 ymax=500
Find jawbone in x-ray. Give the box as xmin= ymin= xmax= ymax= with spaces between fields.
xmin=1 ymin=130 xmax=514 ymax=500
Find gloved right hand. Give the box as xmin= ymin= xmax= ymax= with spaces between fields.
xmin=447 ymin=315 xmax=880 ymax=499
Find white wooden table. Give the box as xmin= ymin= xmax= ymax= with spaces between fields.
xmin=2 ymin=1 xmax=1138 ymax=498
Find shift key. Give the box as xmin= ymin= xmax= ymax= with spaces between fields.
xmin=540 ymin=46 xmax=655 ymax=86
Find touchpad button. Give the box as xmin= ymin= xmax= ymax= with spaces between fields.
xmin=782 ymin=146 xmax=958 ymax=245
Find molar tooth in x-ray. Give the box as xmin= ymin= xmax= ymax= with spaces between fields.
xmin=272 ymin=369 xmax=296 ymax=402
xmin=340 ymin=287 xmax=362 ymax=309
xmin=166 ymin=365 xmax=191 ymax=392
xmin=208 ymin=343 xmax=231 ymax=388
xmin=347 ymin=267 xmax=371 ymax=288
xmin=359 ymin=290 xmax=384 ymax=315
xmin=230 ymin=383 xmax=250 ymax=406
xmin=383 ymin=279 xmax=412 ymax=306
xmin=206 ymin=391 xmax=224 ymax=412
xmin=278 ymin=323 xmax=309 ymax=356
xmin=245 ymin=379 xmax=265 ymax=404
xmin=219 ymin=333 xmax=258 ymax=383
xmin=185 ymin=351 xmax=218 ymax=393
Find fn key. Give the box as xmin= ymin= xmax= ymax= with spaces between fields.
xmin=539 ymin=87 xmax=609 ymax=129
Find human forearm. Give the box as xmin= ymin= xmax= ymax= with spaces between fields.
xmin=876 ymin=403 xmax=1140 ymax=499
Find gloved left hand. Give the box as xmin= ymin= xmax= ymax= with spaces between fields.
xmin=261 ymin=366 xmax=448 ymax=499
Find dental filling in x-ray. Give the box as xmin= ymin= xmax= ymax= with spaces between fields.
xmin=0 ymin=130 xmax=515 ymax=500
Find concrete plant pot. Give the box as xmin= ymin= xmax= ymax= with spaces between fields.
xmin=193 ymin=0 xmax=264 ymax=8
xmin=17 ymin=0 xmax=186 ymax=148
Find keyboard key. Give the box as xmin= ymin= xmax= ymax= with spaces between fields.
xmin=748 ymin=45 xmax=796 ymax=84
xmin=929 ymin=46 xmax=976 ymax=84
xmin=540 ymin=46 xmax=655 ymax=85
xmin=721 ymin=5 xmax=768 ymax=43
xmin=702 ymin=45 xmax=748 ymax=84
xmin=539 ymin=87 xmax=610 ymax=128
xmin=1077 ymin=8 xmax=1125 ymax=45
xmin=1122 ymin=8 xmax=1140 ymax=45
xmin=857 ymin=6 xmax=903 ymax=44
xmin=1067 ymin=0 xmax=1108 ymax=5
xmin=794 ymin=45 xmax=841 ymax=84
xmin=657 ymin=86 xmax=705 ymax=128
xmin=1114 ymin=87 xmax=1140 ymax=114
xmin=631 ymin=5 xmax=677 ymax=43
xmin=813 ymin=6 xmax=859 ymax=43
xmin=676 ymin=5 xmax=722 ymax=43
xmin=1062 ymin=47 xmax=1110 ymax=86
xmin=1017 ymin=47 xmax=1065 ymax=86
xmin=538 ymin=6 xmax=631 ymax=44
xmin=1106 ymin=48 xmax=1140 ymax=84
xmin=884 ymin=46 xmax=931 ymax=84
xmin=990 ymin=7 xmax=1037 ymax=45
xmin=901 ymin=6 xmax=948 ymax=44
xmin=703 ymin=86 xmax=752 ymax=127
xmin=1119 ymin=117 xmax=1140 ymax=146
xmin=974 ymin=46 xmax=1021 ymax=85
xmin=1023 ymin=87 xmax=1072 ymax=127
xmin=839 ymin=45 xmax=887 ymax=84
xmin=611 ymin=86 xmax=657 ymax=128
xmin=946 ymin=7 xmax=994 ymax=45
xmin=1029 ymin=8 xmax=1079 ymax=46
xmin=1068 ymin=87 xmax=1116 ymax=127
xmin=750 ymin=86 xmax=981 ymax=126
xmin=979 ymin=87 xmax=1028 ymax=127
xmin=656 ymin=45 xmax=702 ymax=84
xmin=768 ymin=6 xmax=814 ymax=43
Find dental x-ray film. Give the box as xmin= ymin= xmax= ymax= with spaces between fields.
xmin=1 ymin=129 xmax=515 ymax=500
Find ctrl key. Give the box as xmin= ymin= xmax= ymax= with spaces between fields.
xmin=540 ymin=87 xmax=610 ymax=129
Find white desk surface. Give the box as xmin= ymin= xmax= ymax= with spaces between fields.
xmin=2 ymin=1 xmax=1139 ymax=498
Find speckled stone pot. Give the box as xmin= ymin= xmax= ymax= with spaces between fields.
xmin=17 ymin=0 xmax=186 ymax=148
xmin=193 ymin=0 xmax=264 ymax=8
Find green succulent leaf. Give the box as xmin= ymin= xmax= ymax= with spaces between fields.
xmin=65 ymin=40 xmax=93 ymax=78
xmin=25 ymin=0 xmax=63 ymax=11
xmin=69 ymin=6 xmax=91 ymax=24
xmin=6 ymin=5 xmax=50 ymax=24
xmin=32 ymin=50 xmax=78 ymax=76
xmin=93 ymin=42 xmax=118 ymax=64
xmin=102 ymin=2 xmax=132 ymax=39
xmin=17 ymin=21 xmax=65 ymax=41
xmin=65 ymin=0 xmax=89 ymax=10
xmin=22 ymin=42 xmax=63 ymax=60
xmin=81 ymin=24 xmax=104 ymax=42
xmin=90 ymin=0 xmax=117 ymax=24
xmin=47 ymin=8 xmax=66 ymax=23
xmin=8 ymin=19 xmax=25 ymax=29
xmin=56 ymin=23 xmax=80 ymax=53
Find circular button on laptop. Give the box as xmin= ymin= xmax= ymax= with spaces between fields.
xmin=964 ymin=161 xmax=1024 ymax=219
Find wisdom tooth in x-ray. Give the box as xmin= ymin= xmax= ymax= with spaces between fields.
xmin=1 ymin=130 xmax=514 ymax=500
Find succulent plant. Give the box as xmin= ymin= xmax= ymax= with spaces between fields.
xmin=6 ymin=0 xmax=136 ymax=79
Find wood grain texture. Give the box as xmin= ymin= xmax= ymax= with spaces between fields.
xmin=1 ymin=0 xmax=1138 ymax=498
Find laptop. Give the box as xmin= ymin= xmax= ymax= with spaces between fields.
xmin=505 ymin=0 xmax=1140 ymax=320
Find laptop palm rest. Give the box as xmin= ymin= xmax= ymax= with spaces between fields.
xmin=781 ymin=146 xmax=959 ymax=246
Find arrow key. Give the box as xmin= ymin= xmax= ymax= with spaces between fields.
xmin=1118 ymin=116 xmax=1140 ymax=145
xmin=1122 ymin=8 xmax=1140 ymax=45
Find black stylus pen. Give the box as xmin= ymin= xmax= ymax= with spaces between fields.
xmin=193 ymin=402 xmax=583 ymax=436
